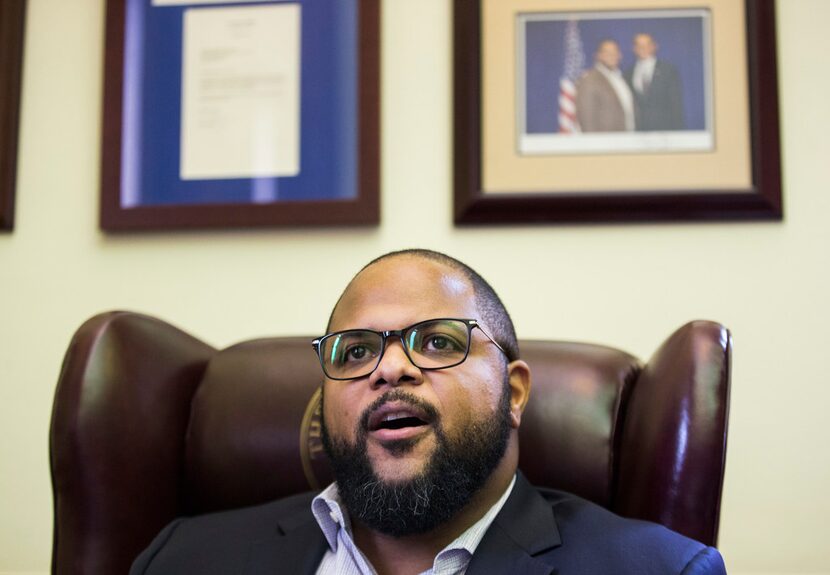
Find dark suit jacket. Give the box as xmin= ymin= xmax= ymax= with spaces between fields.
xmin=625 ymin=60 xmax=685 ymax=131
xmin=131 ymin=473 xmax=725 ymax=574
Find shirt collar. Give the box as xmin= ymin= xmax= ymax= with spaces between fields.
xmin=311 ymin=482 xmax=350 ymax=552
xmin=436 ymin=474 xmax=517 ymax=559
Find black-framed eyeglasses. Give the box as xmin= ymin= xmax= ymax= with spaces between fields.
xmin=311 ymin=318 xmax=507 ymax=381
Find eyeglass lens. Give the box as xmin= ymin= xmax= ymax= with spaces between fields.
xmin=320 ymin=319 xmax=471 ymax=379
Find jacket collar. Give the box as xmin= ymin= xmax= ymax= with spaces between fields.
xmin=245 ymin=510 xmax=327 ymax=575
xmin=466 ymin=472 xmax=561 ymax=575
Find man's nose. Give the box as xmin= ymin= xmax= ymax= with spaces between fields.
xmin=368 ymin=339 xmax=423 ymax=389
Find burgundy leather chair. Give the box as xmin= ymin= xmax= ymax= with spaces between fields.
xmin=50 ymin=311 xmax=731 ymax=575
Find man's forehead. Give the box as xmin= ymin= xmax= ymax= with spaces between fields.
xmin=329 ymin=256 xmax=477 ymax=330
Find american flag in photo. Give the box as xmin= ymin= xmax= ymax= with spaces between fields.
xmin=559 ymin=19 xmax=585 ymax=133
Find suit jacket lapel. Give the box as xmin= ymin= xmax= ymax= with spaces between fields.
xmin=244 ymin=511 xmax=328 ymax=575
xmin=466 ymin=473 xmax=561 ymax=575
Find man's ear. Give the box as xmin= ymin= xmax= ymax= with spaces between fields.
xmin=506 ymin=360 xmax=531 ymax=429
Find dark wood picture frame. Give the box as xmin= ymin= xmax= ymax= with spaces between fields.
xmin=0 ymin=0 xmax=27 ymax=231
xmin=100 ymin=0 xmax=379 ymax=232
xmin=454 ymin=0 xmax=782 ymax=224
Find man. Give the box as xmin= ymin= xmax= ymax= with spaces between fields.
xmin=625 ymin=33 xmax=685 ymax=131
xmin=131 ymin=249 xmax=726 ymax=574
xmin=576 ymin=39 xmax=636 ymax=132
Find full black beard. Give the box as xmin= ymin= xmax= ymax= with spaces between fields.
xmin=321 ymin=383 xmax=512 ymax=537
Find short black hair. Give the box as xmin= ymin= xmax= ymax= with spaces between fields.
xmin=326 ymin=249 xmax=520 ymax=361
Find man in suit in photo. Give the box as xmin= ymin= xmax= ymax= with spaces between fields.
xmin=626 ymin=33 xmax=685 ymax=131
xmin=576 ymin=39 xmax=636 ymax=132
xmin=131 ymin=249 xmax=726 ymax=574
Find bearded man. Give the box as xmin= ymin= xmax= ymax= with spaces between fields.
xmin=576 ymin=39 xmax=636 ymax=132
xmin=131 ymin=249 xmax=726 ymax=574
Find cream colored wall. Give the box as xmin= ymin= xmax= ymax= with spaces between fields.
xmin=0 ymin=0 xmax=826 ymax=572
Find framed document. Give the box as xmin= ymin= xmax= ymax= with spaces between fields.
xmin=101 ymin=0 xmax=379 ymax=231
xmin=0 ymin=0 xmax=26 ymax=231
xmin=454 ymin=0 xmax=782 ymax=224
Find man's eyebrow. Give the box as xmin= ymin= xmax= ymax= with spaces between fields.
xmin=331 ymin=325 xmax=376 ymax=332
xmin=326 ymin=321 xmax=381 ymax=333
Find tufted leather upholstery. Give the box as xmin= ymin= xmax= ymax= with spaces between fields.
xmin=50 ymin=311 xmax=730 ymax=575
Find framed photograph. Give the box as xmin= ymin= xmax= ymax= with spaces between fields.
xmin=454 ymin=0 xmax=782 ymax=224
xmin=101 ymin=0 xmax=379 ymax=231
xmin=0 ymin=0 xmax=27 ymax=231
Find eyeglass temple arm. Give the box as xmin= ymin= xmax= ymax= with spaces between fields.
xmin=472 ymin=321 xmax=508 ymax=357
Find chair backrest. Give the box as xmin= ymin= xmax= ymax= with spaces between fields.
xmin=50 ymin=311 xmax=730 ymax=575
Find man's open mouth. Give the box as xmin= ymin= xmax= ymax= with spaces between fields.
xmin=373 ymin=412 xmax=429 ymax=430
xmin=367 ymin=402 xmax=434 ymax=433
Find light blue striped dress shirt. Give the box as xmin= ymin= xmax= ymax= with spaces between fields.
xmin=311 ymin=475 xmax=517 ymax=575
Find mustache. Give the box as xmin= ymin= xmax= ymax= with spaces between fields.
xmin=358 ymin=389 xmax=440 ymax=433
